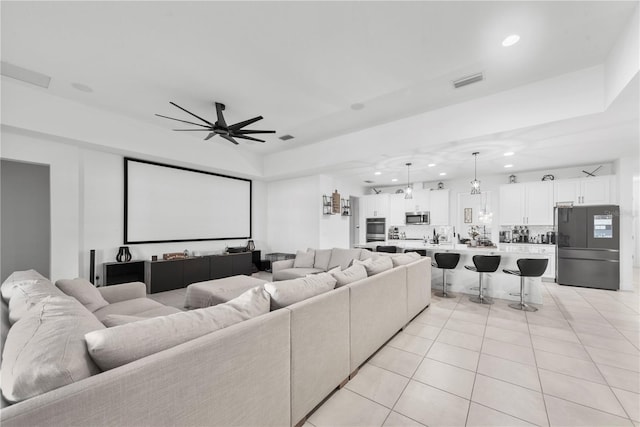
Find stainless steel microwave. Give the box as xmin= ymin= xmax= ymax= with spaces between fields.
xmin=405 ymin=212 xmax=430 ymax=225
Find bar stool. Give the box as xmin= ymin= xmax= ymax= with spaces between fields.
xmin=376 ymin=245 xmax=398 ymax=253
xmin=432 ymin=253 xmax=460 ymax=298
xmin=503 ymin=258 xmax=549 ymax=312
xmin=465 ymin=255 xmax=501 ymax=305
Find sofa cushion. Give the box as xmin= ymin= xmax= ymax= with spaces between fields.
xmin=55 ymin=278 xmax=109 ymax=312
xmin=390 ymin=252 xmax=422 ymax=267
xmin=1 ymin=296 xmax=104 ymax=403
xmin=273 ymin=267 xmax=325 ymax=281
xmin=6 ymin=279 xmax=65 ymax=324
xmin=102 ymin=314 xmax=146 ymax=327
xmin=1 ymin=269 xmax=48 ymax=301
xmin=312 ymin=248 xmax=332 ymax=271
xmin=92 ymin=298 xmax=181 ymax=323
xmin=359 ymin=249 xmax=377 ymax=261
xmin=330 ymin=264 xmax=368 ymax=288
xmin=328 ymin=248 xmax=362 ymax=270
xmin=85 ymin=286 xmax=270 ymax=371
xmin=264 ymin=273 xmax=337 ymax=310
xmin=293 ymin=250 xmax=315 ymax=268
xmin=354 ymin=256 xmax=394 ymax=276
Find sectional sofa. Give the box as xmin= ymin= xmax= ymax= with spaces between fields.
xmin=1 ymin=249 xmax=430 ymax=427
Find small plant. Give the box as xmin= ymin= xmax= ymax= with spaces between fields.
xmin=468 ymin=225 xmax=480 ymax=240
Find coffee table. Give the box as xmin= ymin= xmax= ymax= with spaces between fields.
xmin=184 ymin=275 xmax=268 ymax=309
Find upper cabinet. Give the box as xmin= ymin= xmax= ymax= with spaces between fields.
xmin=429 ymin=189 xmax=450 ymax=225
xmin=360 ymin=194 xmax=389 ymax=219
xmin=499 ymin=181 xmax=553 ymax=225
xmin=554 ymin=176 xmax=612 ymax=206
xmin=388 ymin=194 xmax=406 ymax=226
xmin=405 ymin=189 xmax=430 ymax=212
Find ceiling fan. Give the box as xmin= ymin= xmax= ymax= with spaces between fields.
xmin=155 ymin=102 xmax=275 ymax=145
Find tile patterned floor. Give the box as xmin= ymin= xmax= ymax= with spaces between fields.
xmin=306 ymin=276 xmax=640 ymax=427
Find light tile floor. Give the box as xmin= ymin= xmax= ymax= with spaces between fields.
xmin=306 ymin=274 xmax=640 ymax=427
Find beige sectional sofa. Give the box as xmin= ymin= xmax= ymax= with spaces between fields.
xmin=1 ymin=251 xmax=430 ymax=427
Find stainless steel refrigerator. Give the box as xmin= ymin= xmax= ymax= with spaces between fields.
xmin=556 ymin=205 xmax=619 ymax=290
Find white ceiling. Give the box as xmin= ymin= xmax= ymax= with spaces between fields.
xmin=1 ymin=1 xmax=638 ymax=182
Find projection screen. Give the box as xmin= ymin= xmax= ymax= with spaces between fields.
xmin=124 ymin=158 xmax=251 ymax=243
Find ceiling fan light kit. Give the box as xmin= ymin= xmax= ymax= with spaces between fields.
xmin=156 ymin=101 xmax=275 ymax=145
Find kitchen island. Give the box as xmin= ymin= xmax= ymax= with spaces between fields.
xmin=355 ymin=241 xmax=554 ymax=304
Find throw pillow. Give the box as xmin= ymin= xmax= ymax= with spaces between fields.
xmin=359 ymin=249 xmax=378 ymax=261
xmin=391 ymin=252 xmax=421 ymax=267
xmin=264 ymin=272 xmax=337 ymax=310
xmin=293 ymin=250 xmax=315 ymax=268
xmin=55 ymin=278 xmax=109 ymax=313
xmin=311 ymin=248 xmax=332 ymax=271
xmin=85 ymin=286 xmax=270 ymax=371
xmin=330 ymin=264 xmax=367 ymax=287
xmin=2 ymin=296 xmax=105 ymax=403
xmin=102 ymin=314 xmax=146 ymax=327
xmin=328 ymin=248 xmax=363 ymax=270
xmin=1 ymin=269 xmax=49 ymax=302
xmin=353 ymin=256 xmax=393 ymax=276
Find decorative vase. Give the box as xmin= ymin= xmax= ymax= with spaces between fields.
xmin=116 ymin=246 xmax=132 ymax=262
xmin=246 ymin=240 xmax=255 ymax=251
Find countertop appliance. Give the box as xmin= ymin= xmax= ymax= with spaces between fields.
xmin=405 ymin=211 xmax=430 ymax=225
xmin=366 ymin=218 xmax=386 ymax=242
xmin=557 ymin=205 xmax=619 ymax=290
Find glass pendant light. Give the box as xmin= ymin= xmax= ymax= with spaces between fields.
xmin=470 ymin=152 xmax=481 ymax=194
xmin=404 ymin=162 xmax=413 ymax=200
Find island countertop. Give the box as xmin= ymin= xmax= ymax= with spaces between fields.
xmin=354 ymin=241 xmax=554 ymax=256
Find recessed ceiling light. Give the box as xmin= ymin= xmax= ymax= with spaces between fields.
xmin=504 ymin=164 xmax=513 ymax=168
xmin=502 ymin=34 xmax=520 ymax=47
xmin=504 ymin=152 xmax=514 ymax=156
xmin=391 ymin=178 xmax=398 ymax=182
xmin=351 ymin=103 xmax=365 ymax=111
xmin=374 ymin=171 xmax=381 ymax=175
xmin=428 ymin=163 xmax=436 ymax=167
xmin=71 ymin=82 xmax=93 ymax=93
xmin=439 ymin=172 xmax=447 ymax=176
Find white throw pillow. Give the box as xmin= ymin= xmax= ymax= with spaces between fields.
xmin=85 ymin=286 xmax=270 ymax=371
xmin=391 ymin=252 xmax=421 ymax=267
xmin=293 ymin=250 xmax=315 ymax=268
xmin=330 ymin=264 xmax=367 ymax=287
xmin=359 ymin=249 xmax=378 ymax=261
xmin=6 ymin=279 xmax=65 ymax=324
xmin=1 ymin=269 xmax=48 ymax=301
xmin=56 ymin=278 xmax=109 ymax=313
xmin=311 ymin=248 xmax=332 ymax=271
xmin=2 ymin=296 xmax=105 ymax=403
xmin=353 ymin=256 xmax=394 ymax=276
xmin=264 ymin=272 xmax=337 ymax=310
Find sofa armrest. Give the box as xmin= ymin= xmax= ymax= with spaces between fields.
xmin=272 ymin=259 xmax=294 ymax=274
xmin=98 ymin=281 xmax=147 ymax=303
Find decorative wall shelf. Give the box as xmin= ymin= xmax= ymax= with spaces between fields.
xmin=341 ymin=198 xmax=351 ymax=216
xmin=322 ymin=195 xmax=334 ymax=215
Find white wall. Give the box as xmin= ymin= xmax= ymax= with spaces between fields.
xmin=613 ymin=156 xmax=639 ymax=290
xmin=605 ymin=5 xmax=640 ymax=107
xmin=266 ymin=174 xmax=364 ymax=252
xmin=1 ymin=127 xmax=267 ymax=284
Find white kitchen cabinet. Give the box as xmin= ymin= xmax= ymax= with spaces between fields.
xmin=388 ymin=194 xmax=406 ymax=226
xmin=405 ymin=189 xmax=430 ymax=213
xmin=429 ymin=189 xmax=450 ymax=225
xmin=499 ymin=181 xmax=553 ymax=225
xmin=360 ymin=194 xmax=389 ymax=219
xmin=554 ymin=176 xmax=612 ymax=205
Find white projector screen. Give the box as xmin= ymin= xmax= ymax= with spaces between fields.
xmin=124 ymin=158 xmax=251 ymax=243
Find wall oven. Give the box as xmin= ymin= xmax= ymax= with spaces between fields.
xmin=405 ymin=211 xmax=430 ymax=225
xmin=366 ymin=218 xmax=386 ymax=242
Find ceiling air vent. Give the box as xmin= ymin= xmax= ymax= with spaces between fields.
xmin=279 ymin=134 xmax=294 ymax=141
xmin=1 ymin=62 xmax=51 ymax=88
xmin=453 ymin=72 xmax=484 ymax=89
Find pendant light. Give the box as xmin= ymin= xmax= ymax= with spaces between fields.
xmin=470 ymin=152 xmax=481 ymax=194
xmin=404 ymin=162 xmax=413 ymax=199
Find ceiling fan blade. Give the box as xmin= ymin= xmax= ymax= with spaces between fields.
xmin=233 ymin=134 xmax=265 ymax=143
xmin=173 ymin=129 xmax=213 ymax=131
xmin=229 ymin=116 xmax=263 ymax=130
xmin=233 ymin=129 xmax=276 ymax=134
xmin=215 ymin=102 xmax=227 ymax=127
xmin=155 ymin=114 xmax=211 ymax=128
xmin=169 ymin=102 xmax=215 ymax=127
xmin=220 ymin=134 xmax=239 ymax=145
xmin=204 ymin=132 xmax=216 ymax=141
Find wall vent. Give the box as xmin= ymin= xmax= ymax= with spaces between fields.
xmin=453 ymin=72 xmax=484 ymax=89
xmin=279 ymin=134 xmax=294 ymax=141
xmin=1 ymin=62 xmax=51 ymax=88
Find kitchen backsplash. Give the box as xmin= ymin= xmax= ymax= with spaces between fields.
xmin=394 ymin=225 xmax=454 ymax=242
xmin=499 ymin=225 xmax=555 ymax=244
